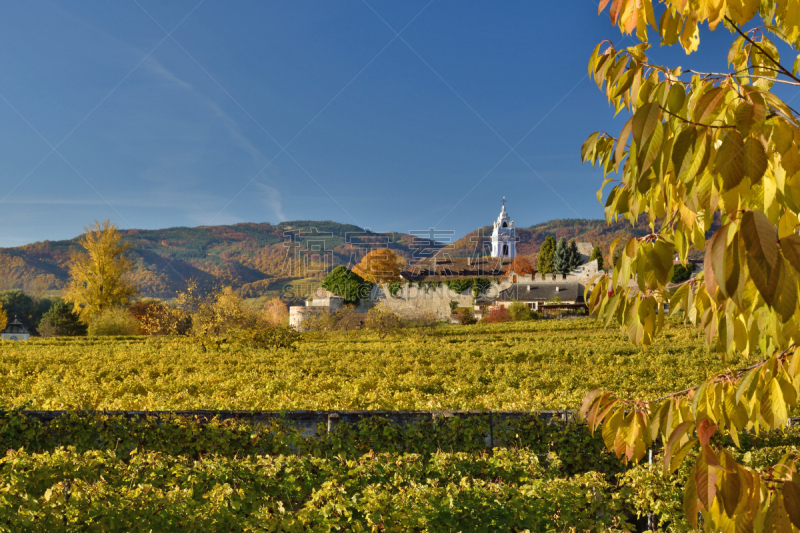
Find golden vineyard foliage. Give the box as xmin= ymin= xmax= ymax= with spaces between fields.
xmin=0 ymin=319 xmax=721 ymax=411
xmin=65 ymin=220 xmax=137 ymax=322
xmin=580 ymin=0 xmax=800 ymax=528
xmin=0 ymin=448 xmax=629 ymax=531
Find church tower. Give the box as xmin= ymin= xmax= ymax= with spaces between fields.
xmin=491 ymin=197 xmax=516 ymax=259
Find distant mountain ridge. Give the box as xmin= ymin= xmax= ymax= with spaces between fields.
xmin=0 ymin=217 xmax=660 ymax=298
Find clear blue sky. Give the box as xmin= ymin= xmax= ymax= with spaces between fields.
xmin=0 ymin=1 xmax=784 ymax=247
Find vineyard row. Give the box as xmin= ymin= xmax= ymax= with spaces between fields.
xmin=0 ymin=411 xmax=797 ymax=531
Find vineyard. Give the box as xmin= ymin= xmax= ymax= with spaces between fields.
xmin=0 ymin=319 xmax=793 ymax=531
xmin=0 ymin=408 xmax=796 ymax=531
xmin=0 ymin=445 xmax=626 ymax=531
xmin=0 ymin=318 xmax=728 ymax=411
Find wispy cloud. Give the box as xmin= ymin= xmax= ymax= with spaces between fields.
xmin=49 ymin=4 xmax=267 ymax=169
xmin=254 ymin=182 xmax=286 ymax=222
xmin=140 ymin=57 xmax=194 ymax=92
xmin=140 ymin=57 xmax=266 ymax=166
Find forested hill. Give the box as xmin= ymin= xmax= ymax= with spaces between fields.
xmin=0 ymin=217 xmax=673 ymax=298
xmin=0 ymin=222 xmax=418 ymax=298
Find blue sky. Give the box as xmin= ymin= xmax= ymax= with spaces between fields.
xmin=0 ymin=1 xmax=789 ymax=247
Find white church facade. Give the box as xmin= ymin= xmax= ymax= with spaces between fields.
xmin=490 ymin=197 xmax=516 ymax=259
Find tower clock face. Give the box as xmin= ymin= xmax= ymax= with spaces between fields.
xmin=501 ymin=234 xmax=509 ymax=242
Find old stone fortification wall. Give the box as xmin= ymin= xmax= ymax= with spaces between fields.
xmin=289 ymin=260 xmax=606 ymax=327
xmin=289 ymin=307 xmax=323 ymax=330
xmin=356 ymin=283 xmax=508 ymax=320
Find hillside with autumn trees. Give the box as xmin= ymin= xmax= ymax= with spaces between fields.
xmin=0 ymin=222 xmax=419 ymax=298
xmin=0 ymin=217 xmax=673 ymax=298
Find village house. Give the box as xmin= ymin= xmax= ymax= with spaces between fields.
xmin=481 ymin=282 xmax=586 ymax=316
xmin=1 ymin=318 xmax=30 ymax=341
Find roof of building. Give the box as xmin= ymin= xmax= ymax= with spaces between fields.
xmin=2 ymin=318 xmax=30 ymax=335
xmin=497 ymin=282 xmax=584 ymax=303
xmin=402 ymin=256 xmax=514 ymax=282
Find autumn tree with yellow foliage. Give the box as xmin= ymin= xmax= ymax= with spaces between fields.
xmin=0 ymin=303 xmax=6 ymax=332
xmin=580 ymin=0 xmax=800 ymax=528
xmin=262 ymin=297 xmax=289 ymax=326
xmin=65 ymin=220 xmax=138 ymax=321
xmin=352 ymin=248 xmax=406 ymax=283
xmin=174 ymin=282 xmax=300 ymax=350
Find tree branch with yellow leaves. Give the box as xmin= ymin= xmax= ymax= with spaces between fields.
xmin=581 ymin=0 xmax=800 ymax=527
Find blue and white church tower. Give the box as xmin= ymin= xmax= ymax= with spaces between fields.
xmin=490 ymin=197 xmax=516 ymax=259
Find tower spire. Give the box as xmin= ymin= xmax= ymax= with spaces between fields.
xmin=490 ymin=197 xmax=516 ymax=259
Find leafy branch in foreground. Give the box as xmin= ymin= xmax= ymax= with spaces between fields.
xmin=581 ymin=345 xmax=800 ymax=528
xmin=582 ymin=0 xmax=800 ymax=528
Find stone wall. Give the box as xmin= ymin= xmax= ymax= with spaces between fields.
xmin=289 ymin=263 xmax=604 ymax=329
xmin=289 ymin=307 xmax=326 ymax=331
xmin=576 ymin=242 xmax=594 ymax=264
xmin=289 ymin=281 xmax=513 ymax=325
xmin=357 ymin=283 xmax=502 ymax=320
xmin=290 ymin=295 xmax=347 ymax=330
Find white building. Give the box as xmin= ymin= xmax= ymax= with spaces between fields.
xmin=490 ymin=197 xmax=516 ymax=259
xmin=1 ymin=318 xmax=30 ymax=341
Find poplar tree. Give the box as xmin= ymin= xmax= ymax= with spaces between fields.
xmin=65 ymin=220 xmax=137 ymax=321
xmin=580 ymin=0 xmax=800 ymax=526
xmin=537 ymin=236 xmax=556 ymax=274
